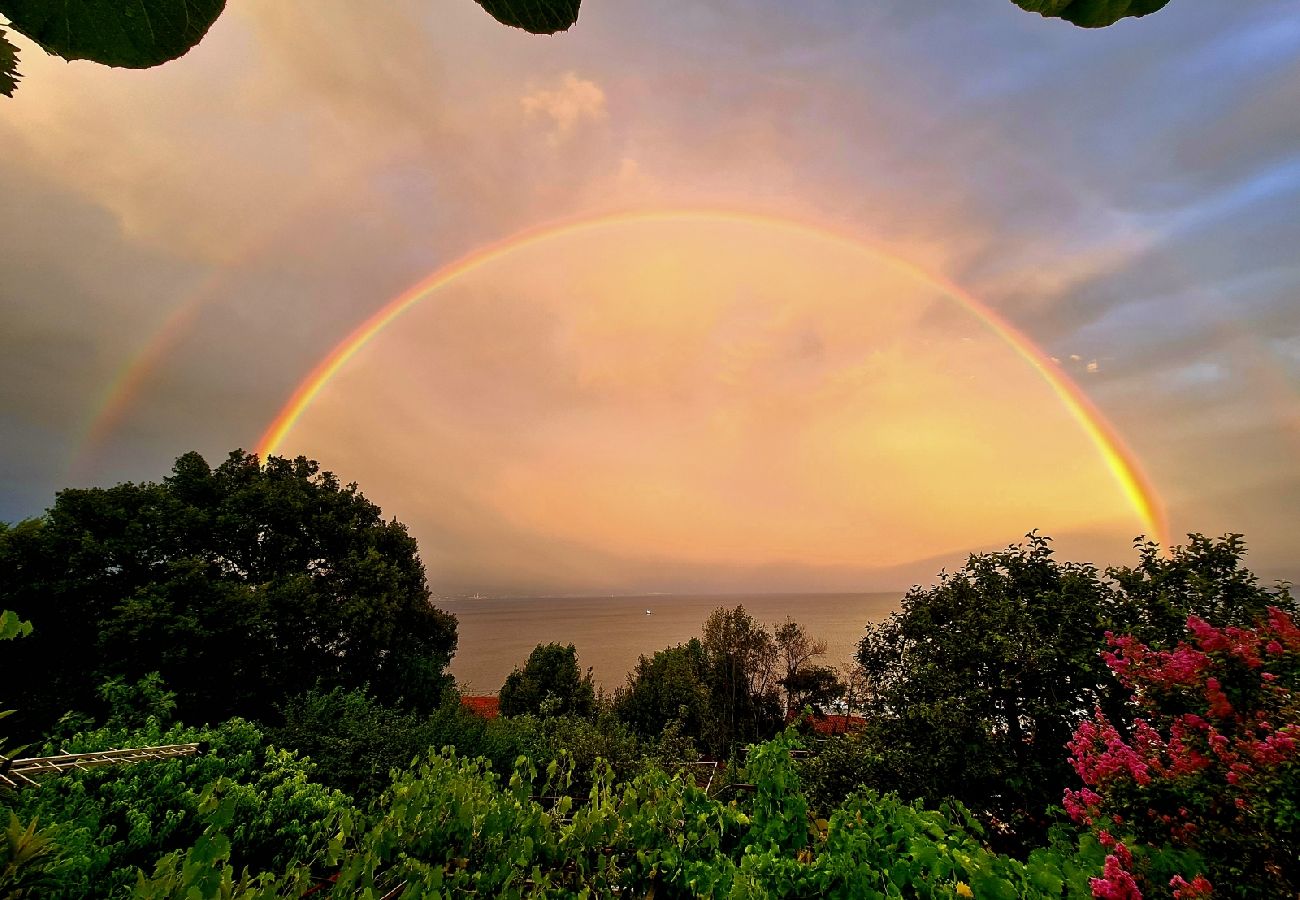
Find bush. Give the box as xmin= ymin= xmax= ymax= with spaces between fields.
xmin=1064 ymin=608 xmax=1300 ymax=897
xmin=5 ymin=716 xmax=349 ymax=898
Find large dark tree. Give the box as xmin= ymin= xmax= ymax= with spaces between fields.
xmin=855 ymin=533 xmax=1120 ymax=846
xmin=848 ymin=532 xmax=1295 ymax=849
xmin=0 ymin=450 xmax=456 ymax=737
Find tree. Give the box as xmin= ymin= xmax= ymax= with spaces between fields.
xmin=855 ymin=533 xmax=1121 ymax=845
xmin=499 ymin=642 xmax=596 ymax=719
xmin=615 ymin=640 xmax=711 ymax=741
xmin=269 ymin=687 xmax=492 ymax=802
xmin=783 ymin=665 xmax=846 ymax=717
xmin=1107 ymin=533 xmax=1296 ymax=649
xmin=849 ymin=532 xmax=1294 ymax=849
xmin=774 ymin=618 xmax=830 ymax=716
xmin=700 ymin=606 xmax=782 ymax=754
xmin=0 ymin=0 xmax=1175 ymax=100
xmin=0 ymin=450 xmax=457 ymax=738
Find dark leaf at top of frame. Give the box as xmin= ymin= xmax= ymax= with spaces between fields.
xmin=0 ymin=0 xmax=226 ymax=68
xmin=474 ymin=0 xmax=580 ymax=35
xmin=1 ymin=28 xmax=19 ymax=96
xmin=1012 ymin=0 xmax=1172 ymax=28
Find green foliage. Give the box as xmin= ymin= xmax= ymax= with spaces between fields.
xmin=270 ymin=687 xmax=492 ymax=802
xmin=150 ymin=728 xmax=1081 ymax=898
xmin=615 ymin=639 xmax=711 ymax=740
xmin=98 ymin=674 xmax=178 ymax=732
xmin=699 ymin=606 xmax=784 ymax=755
xmin=499 ymin=642 xmax=597 ymax=719
xmin=1107 ymin=533 xmax=1296 ymax=648
xmin=616 ymin=608 xmax=835 ymax=757
xmin=5 ymin=714 xmax=349 ymax=898
xmin=473 ymin=0 xmax=581 ymax=34
xmin=0 ymin=812 xmax=65 ymax=899
xmin=0 ymin=607 xmax=32 ymax=765
xmin=0 ymin=29 xmax=17 ymax=98
xmin=783 ymin=665 xmax=845 ymax=715
xmin=488 ymin=710 xmax=648 ymax=798
xmin=0 ymin=611 xmax=29 ymax=643
xmin=0 ymin=450 xmax=457 ymax=739
xmin=1011 ymin=0 xmax=1171 ymax=27
xmin=0 ymin=0 xmax=225 ymax=68
xmin=133 ymin=781 xmax=313 ymax=900
xmin=855 ymin=533 xmax=1120 ymax=846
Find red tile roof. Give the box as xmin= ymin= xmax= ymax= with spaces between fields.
xmin=787 ymin=711 xmax=867 ymax=735
xmin=461 ymin=695 xmax=500 ymax=719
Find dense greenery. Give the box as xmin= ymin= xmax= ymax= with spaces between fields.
xmin=0 ymin=450 xmax=457 ymax=739
xmin=136 ymin=730 xmax=1101 ymax=899
xmin=613 ymin=607 xmax=848 ymax=757
xmin=4 ymin=453 xmax=1298 ymax=898
xmin=8 ymin=715 xmax=348 ymax=899
xmin=846 ymin=533 xmax=1294 ymax=851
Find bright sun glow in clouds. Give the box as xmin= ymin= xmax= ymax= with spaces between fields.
xmin=268 ymin=216 xmax=1158 ymax=593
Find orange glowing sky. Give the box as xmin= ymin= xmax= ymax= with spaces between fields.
xmin=273 ymin=217 xmax=1151 ymax=593
xmin=2 ymin=1 xmax=1298 ymax=592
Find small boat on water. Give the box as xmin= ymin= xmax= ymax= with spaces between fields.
xmin=645 ymin=609 xmax=652 ymax=616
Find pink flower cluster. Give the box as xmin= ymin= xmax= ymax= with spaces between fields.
xmin=1066 ymin=607 xmax=1300 ymax=897
xmin=1090 ymin=840 xmax=1141 ymax=899
xmin=1169 ymin=874 xmax=1212 ymax=900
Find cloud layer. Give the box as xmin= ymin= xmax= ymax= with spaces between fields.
xmin=1 ymin=0 xmax=1297 ymax=590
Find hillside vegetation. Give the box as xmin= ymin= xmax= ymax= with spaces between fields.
xmin=3 ymin=451 xmax=1296 ymax=898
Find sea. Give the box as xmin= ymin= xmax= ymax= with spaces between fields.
xmin=441 ymin=592 xmax=902 ymax=695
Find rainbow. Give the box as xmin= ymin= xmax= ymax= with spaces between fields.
xmin=254 ymin=209 xmax=1171 ymax=548
xmin=69 ymin=290 xmax=210 ymax=482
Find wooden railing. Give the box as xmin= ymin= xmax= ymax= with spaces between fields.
xmin=0 ymin=742 xmax=202 ymax=789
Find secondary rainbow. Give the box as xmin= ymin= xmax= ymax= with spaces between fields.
xmin=254 ymin=209 xmax=1172 ymax=549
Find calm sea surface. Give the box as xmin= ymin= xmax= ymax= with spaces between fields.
xmin=442 ymin=592 xmax=902 ymax=695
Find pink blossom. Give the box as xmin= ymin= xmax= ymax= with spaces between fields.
xmin=1170 ymin=874 xmax=1212 ymax=899
xmin=1091 ymin=851 xmax=1142 ymax=899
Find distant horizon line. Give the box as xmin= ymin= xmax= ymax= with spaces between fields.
xmin=435 ymin=588 xmax=909 ymax=601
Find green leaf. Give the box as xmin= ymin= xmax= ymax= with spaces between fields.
xmin=1011 ymin=0 xmax=1172 ymax=27
xmin=0 ymin=608 xmax=32 ymax=640
xmin=0 ymin=28 xmax=19 ymax=97
xmin=0 ymin=0 xmax=226 ymax=68
xmin=473 ymin=0 xmax=580 ymax=34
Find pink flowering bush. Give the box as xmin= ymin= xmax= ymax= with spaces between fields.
xmin=1064 ymin=607 xmax=1300 ymax=897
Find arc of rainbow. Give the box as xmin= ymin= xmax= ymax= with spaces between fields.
xmin=69 ymin=290 xmax=211 ymax=482
xmin=255 ymin=209 xmax=1172 ymax=549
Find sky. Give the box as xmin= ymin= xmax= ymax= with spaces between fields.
xmin=2 ymin=0 xmax=1299 ymax=595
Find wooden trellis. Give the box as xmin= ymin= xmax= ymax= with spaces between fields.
xmin=0 ymin=742 xmax=202 ymax=789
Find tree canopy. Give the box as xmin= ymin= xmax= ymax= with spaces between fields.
xmin=0 ymin=450 xmax=457 ymax=738
xmin=849 ymin=532 xmax=1294 ymax=849
xmin=499 ymin=642 xmax=597 ymax=718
